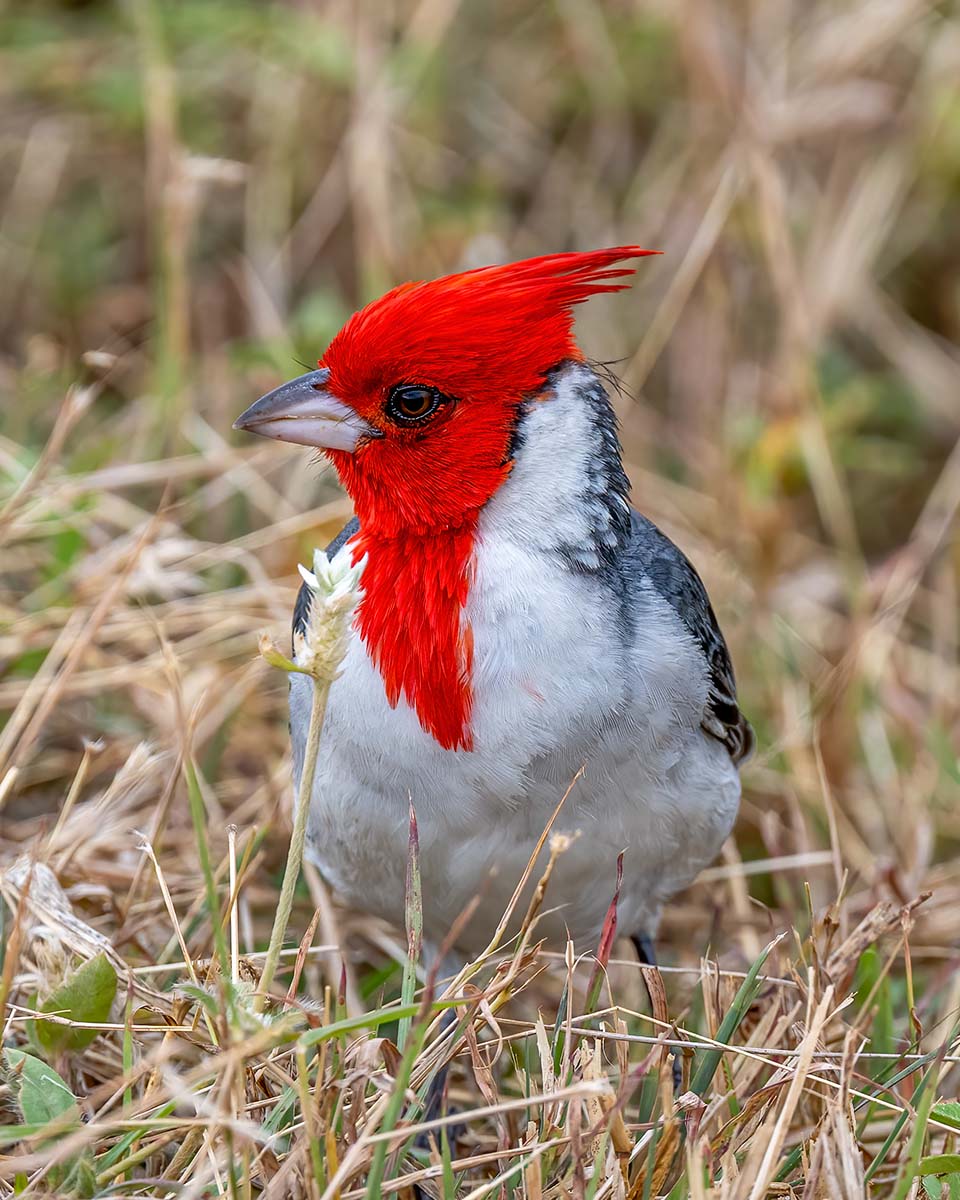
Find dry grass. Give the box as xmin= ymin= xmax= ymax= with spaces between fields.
xmin=2 ymin=0 xmax=960 ymax=1195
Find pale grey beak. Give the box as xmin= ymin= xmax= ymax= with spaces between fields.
xmin=233 ymin=368 xmax=376 ymax=451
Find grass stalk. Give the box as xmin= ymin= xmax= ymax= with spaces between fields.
xmin=257 ymin=674 xmax=330 ymax=1009
xmin=689 ymin=933 xmax=785 ymax=1097
xmin=184 ymin=758 xmax=232 ymax=992
xmin=364 ymin=1015 xmax=433 ymax=1200
xmin=398 ymin=802 xmax=422 ymax=1053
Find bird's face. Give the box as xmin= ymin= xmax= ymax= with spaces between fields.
xmin=235 ymin=248 xmax=655 ymax=536
xmin=235 ymin=360 xmax=514 ymax=537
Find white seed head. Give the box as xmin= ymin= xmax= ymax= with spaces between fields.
xmin=293 ymin=543 xmax=365 ymax=681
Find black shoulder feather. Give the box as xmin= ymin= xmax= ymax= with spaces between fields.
xmin=626 ymin=511 xmax=754 ymax=764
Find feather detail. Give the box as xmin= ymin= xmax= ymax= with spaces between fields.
xmin=350 ymin=522 xmax=476 ymax=751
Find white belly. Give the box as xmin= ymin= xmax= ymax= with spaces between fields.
xmin=293 ymin=527 xmax=741 ymax=955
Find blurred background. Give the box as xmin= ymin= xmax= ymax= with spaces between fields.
xmin=2 ymin=0 xmax=960 ymax=994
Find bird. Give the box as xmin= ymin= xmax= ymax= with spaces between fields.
xmin=234 ymin=246 xmax=753 ymax=978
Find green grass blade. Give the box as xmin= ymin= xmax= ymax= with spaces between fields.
xmin=689 ymin=933 xmax=783 ymax=1098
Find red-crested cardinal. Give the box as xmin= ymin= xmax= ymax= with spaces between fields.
xmin=235 ymin=248 xmax=753 ymax=968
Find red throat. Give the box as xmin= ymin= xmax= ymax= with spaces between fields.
xmin=328 ymin=398 xmax=514 ymax=752
xmin=349 ymin=521 xmax=477 ymax=751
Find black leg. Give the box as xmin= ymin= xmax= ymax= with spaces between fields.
xmin=412 ymin=1008 xmax=460 ymax=1199
xmin=412 ymin=1066 xmax=448 ymax=1200
xmin=631 ymin=932 xmax=682 ymax=1092
xmin=631 ymin=932 xmax=657 ymax=967
xmin=419 ymin=1057 xmax=451 ymax=1126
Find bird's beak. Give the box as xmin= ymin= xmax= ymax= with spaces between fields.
xmin=233 ymin=368 xmax=375 ymax=452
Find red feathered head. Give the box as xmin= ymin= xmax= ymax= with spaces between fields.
xmin=324 ymin=246 xmax=655 ymax=532
xmin=235 ymin=247 xmax=656 ymax=749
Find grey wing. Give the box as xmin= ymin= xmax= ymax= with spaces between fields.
xmin=292 ymin=515 xmax=360 ymax=644
xmin=625 ymin=510 xmax=754 ymax=764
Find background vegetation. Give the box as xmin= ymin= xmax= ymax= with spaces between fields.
xmin=2 ymin=0 xmax=960 ymax=1195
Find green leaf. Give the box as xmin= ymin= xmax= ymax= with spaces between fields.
xmin=920 ymin=1157 xmax=960 ymax=1176
xmin=179 ymin=983 xmax=220 ymax=1015
xmin=855 ymin=945 xmax=894 ymax=1080
xmin=916 ymin=1180 xmax=960 ymax=1200
xmin=62 ymin=1149 xmax=97 ymax=1197
xmin=440 ymin=1122 xmax=456 ymax=1199
xmin=932 ymin=1102 xmax=960 ymax=1130
xmin=95 ymin=1100 xmax=177 ymax=1170
xmin=4 ymin=1048 xmax=79 ymax=1128
xmin=0 ymin=1124 xmax=73 ymax=1148
xmin=261 ymin=1085 xmax=298 ymax=1138
xmin=892 ymin=1063 xmax=943 ymax=1200
xmin=689 ymin=933 xmax=783 ymax=1097
xmin=33 ymin=952 xmax=117 ymax=1055
xmin=299 ymin=995 xmax=460 ymax=1048
xmin=922 ymin=1176 xmax=960 ymax=1200
xmin=50 ymin=526 xmax=85 ymax=571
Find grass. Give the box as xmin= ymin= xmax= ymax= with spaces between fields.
xmin=2 ymin=0 xmax=960 ymax=1195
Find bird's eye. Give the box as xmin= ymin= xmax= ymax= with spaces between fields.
xmin=386 ymin=385 xmax=442 ymax=424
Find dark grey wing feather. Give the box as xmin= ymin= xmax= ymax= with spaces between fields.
xmin=625 ymin=510 xmax=754 ymax=764
xmin=292 ymin=515 xmax=360 ymax=643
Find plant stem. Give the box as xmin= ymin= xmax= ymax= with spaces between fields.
xmin=397 ymin=803 xmax=422 ymax=1053
xmin=257 ymin=676 xmax=329 ymax=1009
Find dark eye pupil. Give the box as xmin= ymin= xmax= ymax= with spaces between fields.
xmin=391 ymin=386 xmax=437 ymax=420
xmin=401 ymin=389 xmax=431 ymax=414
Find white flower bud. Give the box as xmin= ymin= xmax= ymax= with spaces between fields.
xmin=293 ymin=543 xmax=365 ymax=681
